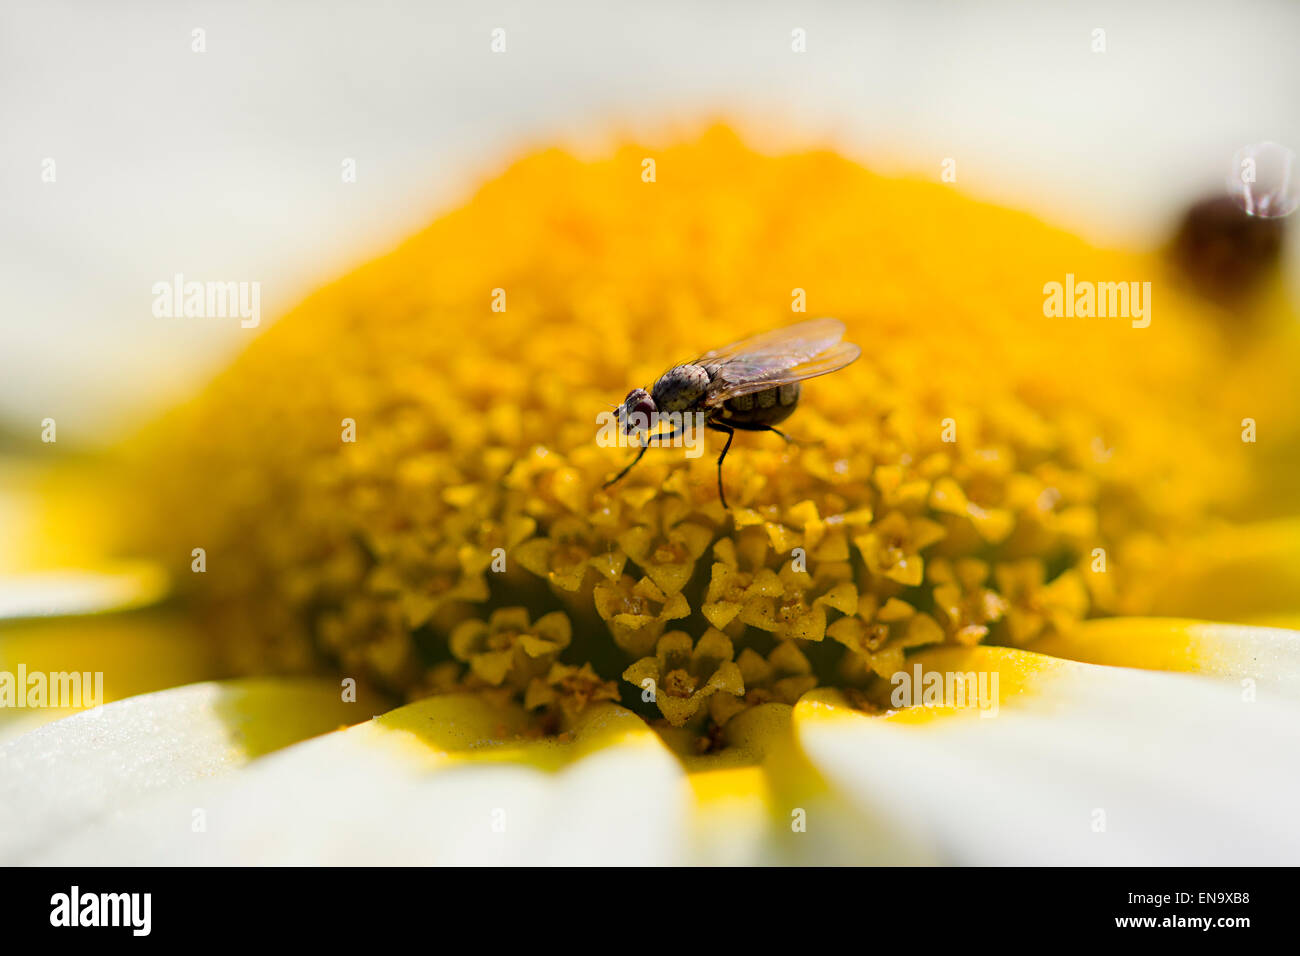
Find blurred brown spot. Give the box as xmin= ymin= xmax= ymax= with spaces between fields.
xmin=1169 ymin=196 xmax=1286 ymax=307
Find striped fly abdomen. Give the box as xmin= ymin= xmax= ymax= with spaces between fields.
xmin=716 ymin=382 xmax=800 ymax=427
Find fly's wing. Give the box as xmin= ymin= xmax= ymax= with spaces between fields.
xmin=704 ymin=342 xmax=861 ymax=404
xmin=695 ymin=318 xmax=859 ymax=406
xmin=694 ymin=317 xmax=846 ymax=367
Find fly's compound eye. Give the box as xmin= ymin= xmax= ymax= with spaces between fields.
xmin=619 ymin=389 xmax=656 ymax=434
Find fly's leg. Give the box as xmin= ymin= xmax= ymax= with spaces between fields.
xmin=707 ymin=422 xmax=736 ymax=508
xmin=761 ymin=424 xmax=816 ymax=447
xmin=603 ymin=425 xmax=680 ymax=490
xmin=602 ymin=442 xmax=648 ymax=489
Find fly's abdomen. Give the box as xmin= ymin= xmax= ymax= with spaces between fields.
xmin=718 ymin=382 xmax=800 ymax=426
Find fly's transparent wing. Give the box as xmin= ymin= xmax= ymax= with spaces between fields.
xmin=704 ymin=341 xmax=861 ymax=405
xmin=692 ymin=318 xmax=858 ymax=405
xmin=694 ymin=317 xmax=847 ymax=368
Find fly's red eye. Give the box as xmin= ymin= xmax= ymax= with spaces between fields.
xmin=618 ymin=390 xmax=655 ymax=434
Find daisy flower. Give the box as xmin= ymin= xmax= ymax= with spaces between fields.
xmin=3 ymin=127 xmax=1299 ymax=865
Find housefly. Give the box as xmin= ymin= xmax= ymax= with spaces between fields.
xmin=604 ymin=317 xmax=860 ymax=507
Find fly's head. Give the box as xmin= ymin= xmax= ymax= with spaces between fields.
xmin=618 ymin=388 xmax=657 ymax=435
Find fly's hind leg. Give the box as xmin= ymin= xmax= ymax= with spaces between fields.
xmin=707 ymin=422 xmax=736 ymax=508
xmin=760 ymin=424 xmax=819 ymax=448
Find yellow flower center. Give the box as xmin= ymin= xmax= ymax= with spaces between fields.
xmin=121 ymin=125 xmax=1298 ymax=746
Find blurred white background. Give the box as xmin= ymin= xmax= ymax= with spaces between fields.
xmin=2 ymin=0 xmax=1298 ymax=445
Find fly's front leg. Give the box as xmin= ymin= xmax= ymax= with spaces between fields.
xmin=707 ymin=422 xmax=736 ymax=508
xmin=603 ymin=424 xmax=681 ymax=490
xmin=602 ymin=442 xmax=649 ymax=489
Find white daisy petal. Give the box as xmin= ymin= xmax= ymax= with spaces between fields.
xmin=684 ymin=702 xmax=940 ymax=865
xmin=795 ymin=645 xmax=1300 ymax=864
xmin=0 ymin=678 xmax=363 ymax=864
xmin=1036 ymin=618 xmax=1300 ymax=698
xmin=0 ymin=562 xmax=167 ymax=621
xmin=25 ymin=696 xmax=691 ymax=865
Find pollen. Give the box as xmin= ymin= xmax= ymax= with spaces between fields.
xmin=122 ymin=125 xmax=1300 ymax=746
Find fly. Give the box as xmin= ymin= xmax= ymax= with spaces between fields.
xmin=604 ymin=317 xmax=860 ymax=507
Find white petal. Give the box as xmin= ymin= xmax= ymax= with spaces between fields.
xmin=683 ymin=702 xmax=939 ymax=864
xmin=0 ymin=678 xmax=363 ymax=864
xmin=795 ymin=646 xmax=1300 ymax=864
xmin=0 ymin=562 xmax=167 ymax=620
xmin=25 ymin=696 xmax=692 ymax=865
xmin=1036 ymin=618 xmax=1300 ymax=698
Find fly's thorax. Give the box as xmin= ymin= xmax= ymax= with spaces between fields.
xmin=651 ymin=364 xmax=710 ymax=412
